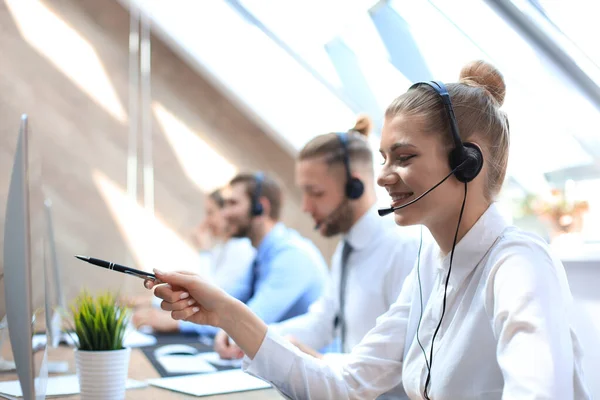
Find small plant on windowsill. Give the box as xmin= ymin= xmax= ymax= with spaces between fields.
xmin=66 ymin=290 xmax=131 ymax=400
xmin=520 ymin=188 xmax=589 ymax=239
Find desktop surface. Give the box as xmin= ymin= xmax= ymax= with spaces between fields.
xmin=0 ymin=340 xmax=282 ymax=399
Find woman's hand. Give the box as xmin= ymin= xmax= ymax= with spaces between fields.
xmin=144 ymin=269 xmax=268 ymax=359
xmin=144 ymin=269 xmax=231 ymax=328
xmin=214 ymin=330 xmax=244 ymax=359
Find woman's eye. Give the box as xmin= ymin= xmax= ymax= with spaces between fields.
xmin=397 ymin=155 xmax=415 ymax=163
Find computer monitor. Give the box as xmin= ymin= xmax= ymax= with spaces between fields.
xmin=3 ymin=114 xmax=49 ymax=399
xmin=43 ymin=198 xmax=70 ymax=348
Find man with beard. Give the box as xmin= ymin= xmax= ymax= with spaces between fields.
xmin=215 ymin=117 xmax=422 ymax=392
xmin=177 ymin=172 xmax=328 ymax=338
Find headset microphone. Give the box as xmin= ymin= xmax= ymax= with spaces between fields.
xmin=378 ymin=161 xmax=467 ymax=217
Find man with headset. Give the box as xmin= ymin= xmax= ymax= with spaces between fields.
xmin=215 ymin=118 xmax=422 ymax=399
xmin=178 ymin=172 xmax=328 ymax=338
xmin=138 ymin=172 xmax=327 ymax=336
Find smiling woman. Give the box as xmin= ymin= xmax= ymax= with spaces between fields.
xmin=378 ymin=61 xmax=508 ymax=250
xmin=147 ymin=60 xmax=591 ymax=400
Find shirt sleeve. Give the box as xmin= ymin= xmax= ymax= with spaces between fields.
xmin=488 ymin=240 xmax=576 ymax=400
xmin=197 ymin=250 xmax=213 ymax=278
xmin=243 ymin=268 xmax=416 ymax=399
xmin=178 ymin=240 xmax=255 ymax=337
xmin=271 ymin=277 xmax=337 ymax=350
xmin=246 ymin=248 xmax=322 ymax=324
xmin=271 ymin=248 xmax=340 ymax=350
xmin=213 ymin=239 xmax=256 ymax=291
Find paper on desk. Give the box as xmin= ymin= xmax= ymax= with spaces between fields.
xmin=157 ymin=355 xmax=217 ymax=374
xmin=0 ymin=374 xmax=147 ymax=397
xmin=147 ymin=369 xmax=271 ymax=397
xmin=198 ymin=351 xmax=242 ymax=368
xmin=31 ymin=334 xmax=47 ymax=352
xmin=123 ymin=328 xmax=157 ymax=348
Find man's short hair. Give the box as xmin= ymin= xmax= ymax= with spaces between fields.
xmin=229 ymin=172 xmax=283 ymax=220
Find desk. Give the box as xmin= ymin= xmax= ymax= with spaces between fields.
xmin=0 ymin=346 xmax=282 ymax=399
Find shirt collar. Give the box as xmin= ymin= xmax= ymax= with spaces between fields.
xmin=256 ymin=222 xmax=286 ymax=260
xmin=438 ymin=203 xmax=509 ymax=287
xmin=344 ymin=203 xmax=385 ymax=251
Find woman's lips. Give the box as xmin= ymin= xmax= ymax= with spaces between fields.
xmin=390 ymin=192 xmax=414 ymax=208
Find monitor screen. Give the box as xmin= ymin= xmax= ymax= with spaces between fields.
xmin=3 ymin=114 xmax=49 ymax=399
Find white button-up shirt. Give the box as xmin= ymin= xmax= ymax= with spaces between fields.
xmin=202 ymin=237 xmax=256 ymax=290
xmin=271 ymin=204 xmax=422 ymax=357
xmin=244 ymin=204 xmax=590 ymax=399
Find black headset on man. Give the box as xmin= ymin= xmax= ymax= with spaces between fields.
xmin=313 ymin=131 xmax=365 ymax=232
xmin=251 ymin=171 xmax=265 ymax=217
xmin=378 ymin=80 xmax=484 ymax=399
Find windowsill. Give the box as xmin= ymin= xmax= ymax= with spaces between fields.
xmin=550 ymin=237 xmax=600 ymax=265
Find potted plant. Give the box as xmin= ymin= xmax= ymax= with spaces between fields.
xmin=520 ymin=188 xmax=589 ymax=241
xmin=67 ymin=290 xmax=131 ymax=400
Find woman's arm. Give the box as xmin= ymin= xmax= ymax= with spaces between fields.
xmin=147 ymin=269 xmax=267 ymax=358
xmin=147 ymin=267 xmax=414 ymax=399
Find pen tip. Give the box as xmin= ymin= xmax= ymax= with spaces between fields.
xmin=74 ymin=255 xmax=88 ymax=261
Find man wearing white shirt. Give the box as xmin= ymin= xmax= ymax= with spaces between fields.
xmin=216 ymin=116 xmax=422 ymax=398
xmin=132 ymin=189 xmax=255 ymax=331
xmin=190 ymin=189 xmax=256 ymax=289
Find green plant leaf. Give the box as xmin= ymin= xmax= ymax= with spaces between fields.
xmin=67 ymin=289 xmax=132 ymax=351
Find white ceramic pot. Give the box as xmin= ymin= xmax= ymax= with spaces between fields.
xmin=74 ymin=347 xmax=131 ymax=400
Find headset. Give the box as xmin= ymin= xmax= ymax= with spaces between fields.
xmin=313 ymin=132 xmax=364 ymax=231
xmin=378 ymin=81 xmax=484 ymax=399
xmin=251 ymin=172 xmax=265 ymax=217
xmin=378 ymin=81 xmax=484 ymax=217
xmin=336 ymin=132 xmax=364 ymax=200
xmin=325 ymin=132 xmax=364 ymax=348
xmin=414 ymin=81 xmax=483 ymax=183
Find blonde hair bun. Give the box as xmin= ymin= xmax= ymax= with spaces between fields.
xmin=459 ymin=60 xmax=506 ymax=106
xmin=351 ymin=114 xmax=373 ymax=137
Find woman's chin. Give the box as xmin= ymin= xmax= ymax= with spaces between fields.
xmin=393 ymin=208 xmax=422 ymax=227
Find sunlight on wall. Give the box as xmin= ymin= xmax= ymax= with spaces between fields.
xmin=92 ymin=170 xmax=201 ymax=274
xmin=152 ymin=102 xmax=237 ymax=192
xmin=6 ymin=0 xmax=128 ymax=124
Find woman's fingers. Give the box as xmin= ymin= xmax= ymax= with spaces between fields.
xmin=144 ymin=279 xmax=156 ymax=290
xmin=154 ymin=284 xmax=190 ymax=303
xmin=171 ymin=306 xmax=201 ymax=321
xmin=160 ymin=297 xmax=196 ymax=312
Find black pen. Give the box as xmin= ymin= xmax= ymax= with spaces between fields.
xmin=75 ymin=255 xmax=162 ymax=283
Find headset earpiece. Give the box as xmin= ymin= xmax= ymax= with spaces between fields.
xmin=252 ymin=200 xmax=264 ymax=217
xmin=449 ymin=142 xmax=483 ymax=183
xmin=410 ymin=81 xmax=484 ymax=184
xmin=345 ymin=178 xmax=364 ymax=200
xmin=336 ymin=132 xmax=364 ymax=200
xmin=251 ymin=172 xmax=264 ymax=217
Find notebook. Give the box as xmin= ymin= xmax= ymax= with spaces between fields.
xmin=0 ymin=374 xmax=147 ymax=398
xmin=147 ymin=369 xmax=271 ymax=397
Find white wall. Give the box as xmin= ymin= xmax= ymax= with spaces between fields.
xmin=564 ymin=259 xmax=600 ymax=398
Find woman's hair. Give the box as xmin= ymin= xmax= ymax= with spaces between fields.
xmin=208 ymin=188 xmax=225 ymax=208
xmin=386 ymin=60 xmax=509 ymax=201
xmin=298 ymin=114 xmax=374 ymax=170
